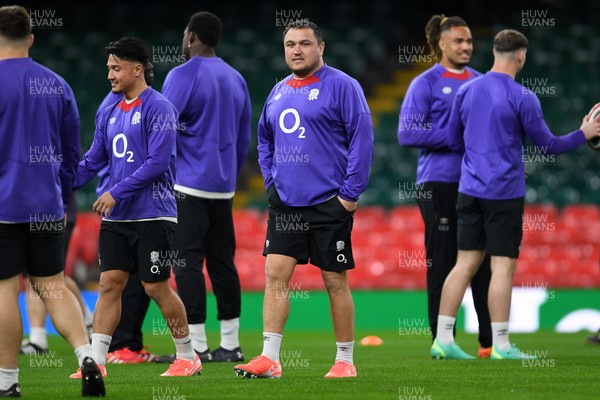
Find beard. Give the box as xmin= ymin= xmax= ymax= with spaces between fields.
xmin=288 ymin=58 xmax=321 ymax=78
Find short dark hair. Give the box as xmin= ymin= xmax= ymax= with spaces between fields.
xmin=425 ymin=14 xmax=468 ymax=60
xmin=493 ymin=29 xmax=528 ymax=53
xmin=104 ymin=37 xmax=150 ymax=66
xmin=0 ymin=5 xmax=31 ymax=41
xmin=187 ymin=11 xmax=222 ymax=48
xmin=283 ymin=19 xmax=323 ymax=44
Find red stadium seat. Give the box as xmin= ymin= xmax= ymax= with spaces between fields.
xmin=561 ymin=204 xmax=600 ymax=226
xmin=388 ymin=206 xmax=424 ymax=232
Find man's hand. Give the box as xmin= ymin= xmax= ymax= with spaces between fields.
xmin=93 ymin=191 xmax=116 ymax=218
xmin=580 ymin=115 xmax=600 ymax=140
xmin=337 ymin=196 xmax=357 ymax=212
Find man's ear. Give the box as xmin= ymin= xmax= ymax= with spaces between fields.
xmin=438 ymin=37 xmax=446 ymax=53
xmin=28 ymin=34 xmax=34 ymax=49
xmin=187 ymin=31 xmax=196 ymax=46
xmin=135 ymin=63 xmax=144 ymax=77
xmin=518 ymin=49 xmax=527 ymax=66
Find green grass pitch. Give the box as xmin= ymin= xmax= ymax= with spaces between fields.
xmin=18 ymin=330 xmax=600 ymax=399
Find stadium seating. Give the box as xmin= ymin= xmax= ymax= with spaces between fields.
xmin=70 ymin=202 xmax=600 ymax=290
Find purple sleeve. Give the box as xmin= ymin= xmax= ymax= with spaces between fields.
xmin=236 ymin=82 xmax=251 ymax=175
xmin=74 ymin=112 xmax=108 ymax=190
xmin=521 ymin=94 xmax=585 ymax=154
xmin=59 ymin=84 xmax=80 ymax=209
xmin=337 ymin=79 xmax=374 ymax=202
xmin=398 ymin=77 xmax=448 ymax=149
xmin=109 ymin=101 xmax=177 ymax=201
xmin=257 ymin=98 xmax=274 ymax=189
xmin=447 ymin=92 xmax=465 ymax=153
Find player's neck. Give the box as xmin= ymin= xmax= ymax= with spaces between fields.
xmin=440 ymin=59 xmax=465 ymax=73
xmin=0 ymin=47 xmax=28 ymax=60
xmin=490 ymin=61 xmax=517 ymax=80
xmin=190 ymin=46 xmax=216 ymax=58
xmin=123 ymin=83 xmax=149 ymax=100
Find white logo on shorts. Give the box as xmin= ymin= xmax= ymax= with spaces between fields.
xmin=438 ymin=217 xmax=450 ymax=232
xmin=336 ymin=241 xmax=345 ymax=252
xmin=266 ymin=239 xmax=270 ymax=248
xmin=150 ymin=251 xmax=160 ymax=274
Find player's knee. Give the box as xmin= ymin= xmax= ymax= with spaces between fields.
xmin=265 ymin=261 xmax=293 ymax=283
xmin=141 ymin=280 xmax=168 ymax=301
xmin=98 ymin=273 xmax=127 ymax=296
xmin=322 ymin=271 xmax=348 ymax=295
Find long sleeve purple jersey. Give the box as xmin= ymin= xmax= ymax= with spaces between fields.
xmin=398 ymin=63 xmax=480 ymax=184
xmin=74 ymin=87 xmax=178 ymax=221
xmin=94 ymin=91 xmax=122 ymax=197
xmin=447 ymin=71 xmax=585 ymax=199
xmin=162 ymin=56 xmax=251 ymax=196
xmin=258 ymin=64 xmax=374 ymax=206
xmin=0 ymin=58 xmax=79 ymax=222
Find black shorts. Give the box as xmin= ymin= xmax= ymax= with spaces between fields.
xmin=22 ymin=221 xmax=75 ymax=279
xmin=98 ymin=220 xmax=176 ymax=283
xmin=0 ymin=221 xmax=65 ymax=279
xmin=262 ymin=185 xmax=355 ymax=272
xmin=456 ymin=193 xmax=524 ymax=258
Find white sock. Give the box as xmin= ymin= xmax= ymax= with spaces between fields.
xmin=173 ymin=335 xmax=196 ymax=362
xmin=29 ymin=327 xmax=48 ymax=349
xmin=220 ymin=318 xmax=240 ymax=350
xmin=74 ymin=344 xmax=94 ymax=366
xmin=492 ymin=322 xmax=510 ymax=350
xmin=189 ymin=323 xmax=208 ymax=352
xmin=0 ymin=367 xmax=18 ymax=391
xmin=335 ymin=341 xmax=354 ymax=365
xmin=436 ymin=315 xmax=456 ymax=345
xmin=82 ymin=305 xmax=94 ymax=327
xmin=91 ymin=333 xmax=112 ymax=366
xmin=261 ymin=332 xmax=282 ymax=362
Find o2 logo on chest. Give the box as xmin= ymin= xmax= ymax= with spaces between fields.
xmin=112 ymin=133 xmax=135 ymax=162
xmin=279 ymin=108 xmax=306 ymax=139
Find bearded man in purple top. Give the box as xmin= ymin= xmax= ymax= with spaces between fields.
xmin=234 ymin=19 xmax=374 ymax=379
xmin=433 ymin=29 xmax=600 ymax=360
